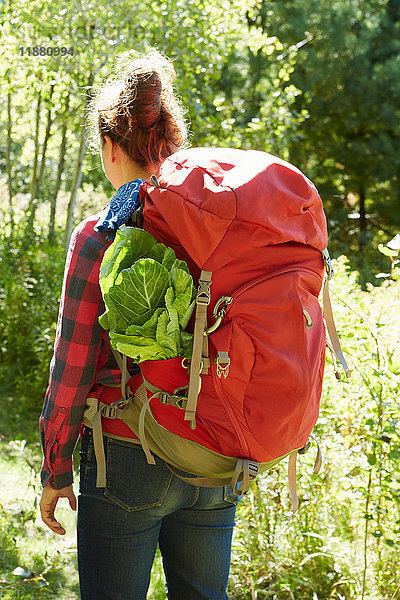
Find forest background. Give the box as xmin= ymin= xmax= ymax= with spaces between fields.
xmin=0 ymin=0 xmax=399 ymax=598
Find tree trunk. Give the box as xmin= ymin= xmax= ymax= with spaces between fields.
xmin=63 ymin=72 xmax=95 ymax=249
xmin=6 ymin=78 xmax=14 ymax=234
xmin=27 ymin=91 xmax=42 ymax=232
xmin=359 ymin=185 xmax=367 ymax=233
xmin=49 ymin=94 xmax=70 ymax=244
xmin=358 ymin=185 xmax=367 ymax=271
xmin=63 ymin=43 xmax=115 ymax=249
xmin=37 ymin=84 xmax=55 ymax=190
xmin=63 ymin=126 xmax=86 ymax=250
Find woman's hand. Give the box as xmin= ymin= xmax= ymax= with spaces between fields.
xmin=39 ymin=482 xmax=77 ymax=535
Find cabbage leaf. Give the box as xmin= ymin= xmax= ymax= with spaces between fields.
xmin=99 ymin=226 xmax=195 ymax=361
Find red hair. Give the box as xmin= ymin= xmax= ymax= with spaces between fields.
xmin=87 ymin=50 xmax=188 ymax=167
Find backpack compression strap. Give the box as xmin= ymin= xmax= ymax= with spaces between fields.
xmin=163 ymin=457 xmax=259 ymax=495
xmin=184 ymin=270 xmax=212 ymax=429
xmin=288 ymin=435 xmax=322 ymax=513
xmin=322 ymin=249 xmax=352 ymax=379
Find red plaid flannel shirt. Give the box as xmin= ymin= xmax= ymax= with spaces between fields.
xmin=39 ymin=214 xmax=137 ymax=489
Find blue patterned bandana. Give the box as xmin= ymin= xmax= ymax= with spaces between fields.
xmin=95 ymin=178 xmax=144 ymax=240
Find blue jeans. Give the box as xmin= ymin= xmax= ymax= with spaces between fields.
xmin=77 ymin=428 xmax=239 ymax=600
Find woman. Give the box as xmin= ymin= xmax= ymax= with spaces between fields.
xmin=39 ymin=50 xmax=239 ymax=600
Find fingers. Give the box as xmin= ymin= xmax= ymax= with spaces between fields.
xmin=40 ymin=495 xmax=66 ymax=535
xmin=39 ymin=484 xmax=76 ymax=535
xmin=68 ymin=491 xmax=77 ymax=511
xmin=42 ymin=513 xmax=66 ymax=535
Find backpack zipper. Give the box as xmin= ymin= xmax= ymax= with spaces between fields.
xmin=210 ymin=348 xmax=250 ymax=457
xmin=224 ymin=266 xmax=322 ymax=314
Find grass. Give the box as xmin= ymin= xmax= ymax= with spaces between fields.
xmin=0 ymin=389 xmax=169 ymax=599
xmin=0 ymin=385 xmax=79 ymax=600
xmin=0 ymin=437 xmax=80 ymax=599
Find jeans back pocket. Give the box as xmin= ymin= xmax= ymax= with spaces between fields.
xmin=104 ymin=439 xmax=173 ymax=512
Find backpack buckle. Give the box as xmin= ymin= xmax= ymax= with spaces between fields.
xmin=101 ymin=405 xmax=118 ymax=419
xmin=322 ymin=248 xmax=334 ymax=280
xmin=174 ymin=396 xmax=188 ymax=410
xmin=196 ymin=280 xmax=211 ymax=305
xmin=215 ymin=351 xmax=230 ymax=378
xmin=160 ymin=392 xmax=188 ymax=410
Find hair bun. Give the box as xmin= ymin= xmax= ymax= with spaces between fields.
xmin=87 ymin=49 xmax=188 ymax=167
xmin=124 ymin=70 xmax=163 ymax=131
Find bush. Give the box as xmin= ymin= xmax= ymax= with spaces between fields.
xmin=0 ymin=226 xmax=65 ymax=415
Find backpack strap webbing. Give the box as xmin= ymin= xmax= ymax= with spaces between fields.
xmin=322 ymin=249 xmax=352 ymax=379
xmin=164 ymin=457 xmax=259 ymax=495
xmin=109 ymin=342 xmax=131 ymax=400
xmin=288 ymin=435 xmax=322 ymax=513
xmin=83 ymin=383 xmax=150 ymax=488
xmin=141 ymin=375 xmax=188 ymax=409
xmin=184 ymin=270 xmax=212 ymax=429
xmin=83 ymin=396 xmax=129 ymax=488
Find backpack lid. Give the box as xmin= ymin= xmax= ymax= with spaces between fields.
xmin=141 ymin=147 xmax=328 ymax=271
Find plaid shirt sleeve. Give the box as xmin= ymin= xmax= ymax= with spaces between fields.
xmin=39 ymin=215 xmax=110 ymax=489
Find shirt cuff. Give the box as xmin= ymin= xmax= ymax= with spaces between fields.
xmin=41 ymin=457 xmax=74 ymax=490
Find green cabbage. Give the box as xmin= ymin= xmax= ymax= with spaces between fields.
xmin=99 ymin=227 xmax=195 ymax=362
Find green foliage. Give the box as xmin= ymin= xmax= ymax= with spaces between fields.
xmin=2 ymin=0 xmax=398 ymax=278
xmin=0 ymin=429 xmax=79 ymax=599
xmin=0 ymin=226 xmax=64 ymax=414
xmin=100 ymin=227 xmax=195 ymax=361
xmin=248 ymin=0 xmax=400 ymax=277
xmin=204 ymin=36 xmax=306 ymax=159
xmin=377 ymin=234 xmax=400 ymax=281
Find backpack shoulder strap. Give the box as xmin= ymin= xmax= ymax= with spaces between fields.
xmin=184 ymin=270 xmax=212 ymax=429
xmin=322 ymin=249 xmax=352 ymax=379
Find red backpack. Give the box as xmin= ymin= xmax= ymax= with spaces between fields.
xmin=85 ymin=147 xmax=350 ymax=511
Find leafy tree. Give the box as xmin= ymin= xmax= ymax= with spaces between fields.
xmin=1 ymin=0 xmax=305 ymax=241
xmin=246 ymin=0 xmax=400 ymax=278
xmin=3 ymin=0 xmax=397 ymax=280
